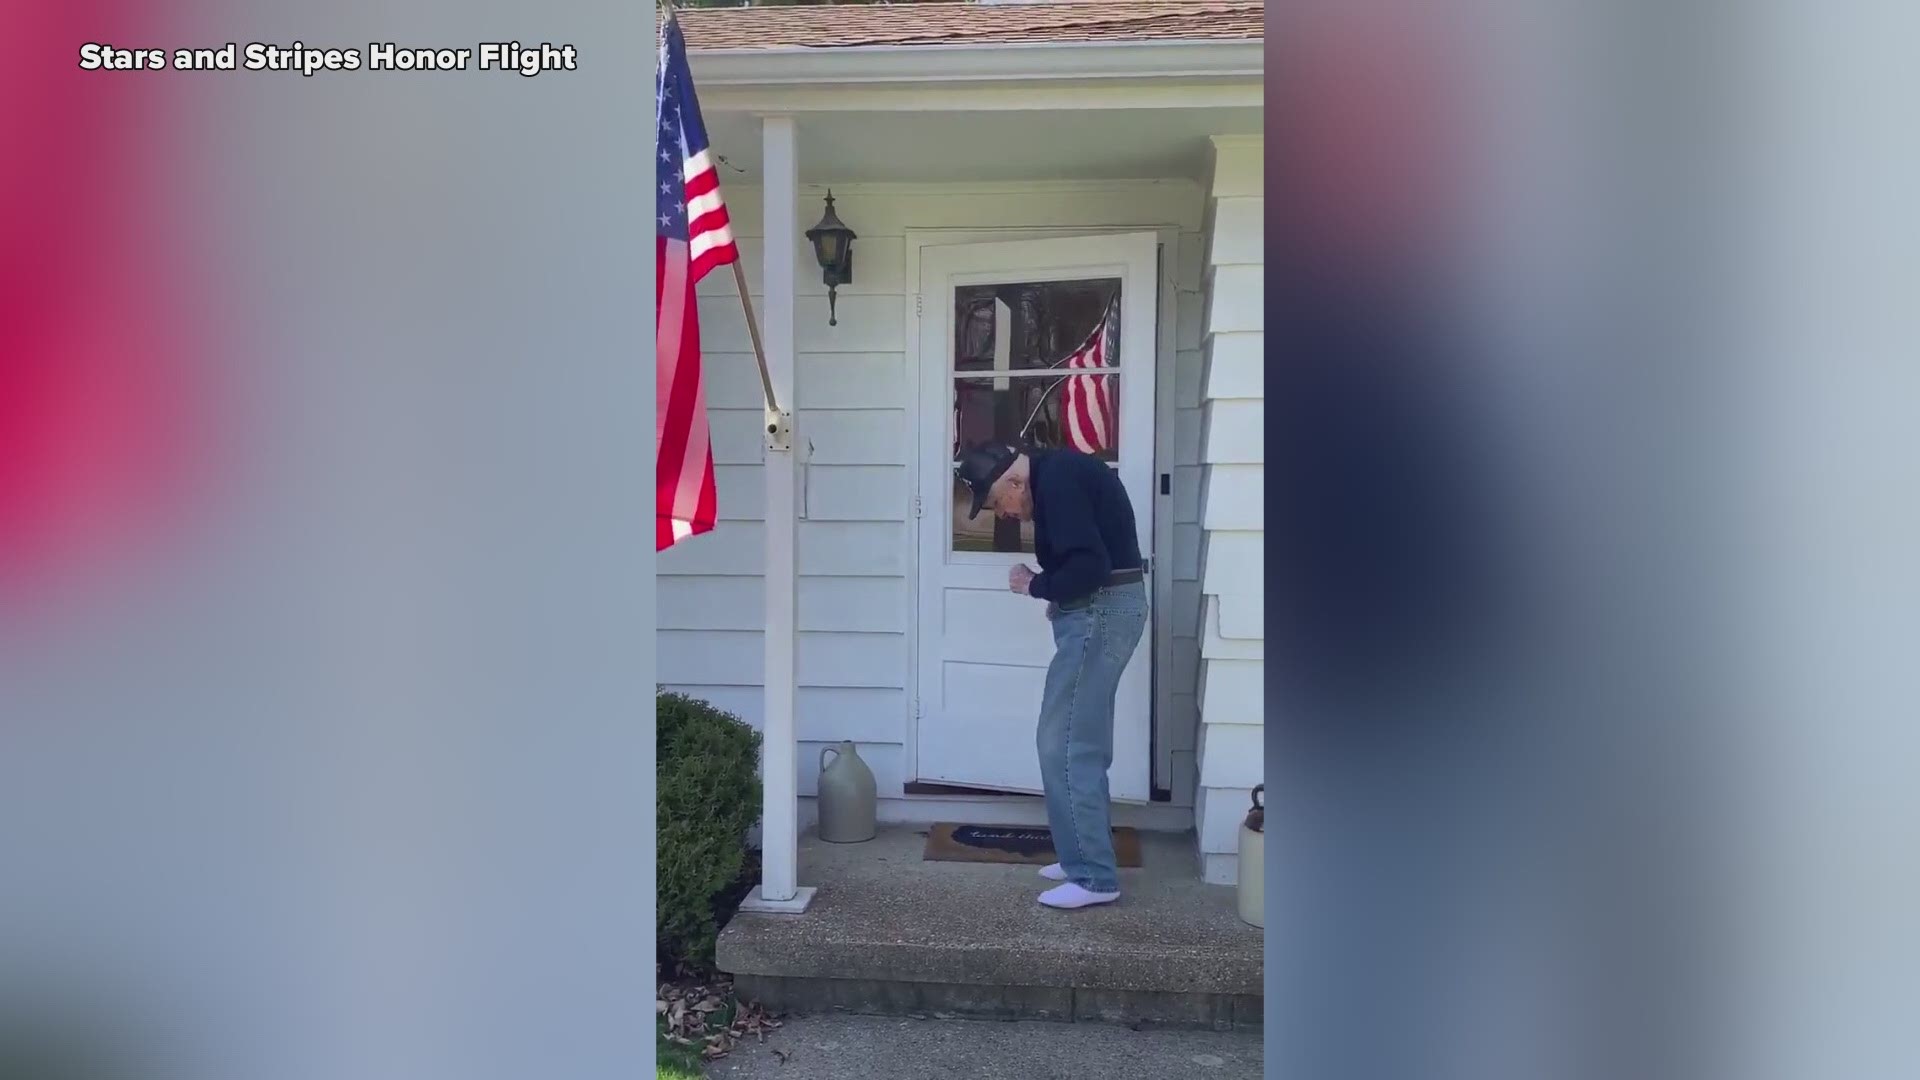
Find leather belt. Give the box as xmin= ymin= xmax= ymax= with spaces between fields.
xmin=1107 ymin=568 xmax=1144 ymax=586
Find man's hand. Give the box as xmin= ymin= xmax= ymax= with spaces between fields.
xmin=1009 ymin=564 xmax=1037 ymax=595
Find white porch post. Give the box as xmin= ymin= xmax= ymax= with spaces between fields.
xmin=739 ymin=113 xmax=815 ymax=914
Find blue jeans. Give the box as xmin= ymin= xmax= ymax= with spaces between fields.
xmin=1037 ymin=580 xmax=1148 ymax=894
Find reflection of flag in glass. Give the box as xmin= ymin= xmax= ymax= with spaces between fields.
xmin=1058 ymin=304 xmax=1117 ymax=454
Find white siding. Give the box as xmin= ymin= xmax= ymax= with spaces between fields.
xmin=1197 ymin=786 xmax=1252 ymax=858
xmin=1192 ymin=136 xmax=1267 ymax=884
xmin=657 ymin=179 xmax=1208 ymax=809
xmin=1199 ymin=851 xmax=1240 ymax=887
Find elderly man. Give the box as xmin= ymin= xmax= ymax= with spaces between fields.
xmin=954 ymin=441 xmax=1148 ymax=909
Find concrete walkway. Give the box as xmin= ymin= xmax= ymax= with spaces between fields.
xmin=706 ymin=1013 xmax=1264 ymax=1080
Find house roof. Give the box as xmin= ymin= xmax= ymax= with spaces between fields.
xmin=676 ymin=1 xmax=1264 ymax=51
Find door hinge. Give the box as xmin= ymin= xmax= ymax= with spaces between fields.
xmin=914 ymin=294 xmax=923 ymax=318
xmin=912 ymin=494 xmax=924 ymax=519
xmin=912 ymin=698 xmax=922 ymax=720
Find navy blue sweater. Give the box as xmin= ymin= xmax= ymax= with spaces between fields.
xmin=1025 ymin=449 xmax=1143 ymax=604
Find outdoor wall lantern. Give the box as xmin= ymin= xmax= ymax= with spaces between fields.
xmin=805 ymin=190 xmax=856 ymax=326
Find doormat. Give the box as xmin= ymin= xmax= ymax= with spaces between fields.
xmin=922 ymin=823 xmax=1143 ymax=868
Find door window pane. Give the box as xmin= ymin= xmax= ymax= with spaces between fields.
xmin=950 ymin=375 xmax=1121 ymax=554
xmin=952 ymin=279 xmax=1120 ymax=373
xmin=948 ymin=276 xmax=1124 ymax=555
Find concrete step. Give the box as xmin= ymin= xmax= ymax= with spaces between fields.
xmin=706 ymin=1012 xmax=1264 ymax=1080
xmin=716 ymin=826 xmax=1263 ymax=1031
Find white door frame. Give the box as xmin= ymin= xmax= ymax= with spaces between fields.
xmin=901 ymin=225 xmax=1180 ymax=798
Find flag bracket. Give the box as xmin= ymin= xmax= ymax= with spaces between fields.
xmin=765 ymin=407 xmax=793 ymax=452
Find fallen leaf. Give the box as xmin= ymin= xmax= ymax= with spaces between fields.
xmin=653 ymin=971 xmax=777 ymax=1065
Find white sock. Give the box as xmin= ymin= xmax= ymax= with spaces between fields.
xmin=1038 ymin=863 xmax=1067 ymax=881
xmin=1038 ymin=882 xmax=1120 ymax=909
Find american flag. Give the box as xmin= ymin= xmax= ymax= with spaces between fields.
xmin=1057 ymin=301 xmax=1118 ymax=454
xmin=656 ymin=14 xmax=737 ymax=551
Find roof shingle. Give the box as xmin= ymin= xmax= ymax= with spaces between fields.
xmin=676 ymin=1 xmax=1264 ymax=51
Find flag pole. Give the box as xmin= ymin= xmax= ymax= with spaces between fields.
xmin=663 ymin=1 xmax=781 ymax=416
xmin=733 ymin=262 xmax=782 ymax=416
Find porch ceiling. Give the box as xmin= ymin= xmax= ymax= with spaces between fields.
xmin=702 ymin=106 xmax=1261 ymax=185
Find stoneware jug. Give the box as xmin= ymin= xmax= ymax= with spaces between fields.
xmin=1237 ymin=784 xmax=1264 ymax=928
xmin=817 ymin=741 xmax=876 ymax=843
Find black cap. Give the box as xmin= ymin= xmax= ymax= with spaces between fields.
xmin=954 ymin=442 xmax=1018 ymax=519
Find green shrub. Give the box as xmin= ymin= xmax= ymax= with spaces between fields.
xmin=657 ymin=690 xmax=761 ymax=970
